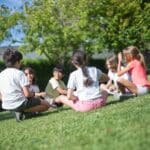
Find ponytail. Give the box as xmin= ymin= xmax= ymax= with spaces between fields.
xmin=81 ymin=66 xmax=93 ymax=87
xmin=139 ymin=53 xmax=147 ymax=71
xmin=71 ymin=50 xmax=93 ymax=87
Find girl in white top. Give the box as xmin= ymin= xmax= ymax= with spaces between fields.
xmin=100 ymin=54 xmax=130 ymax=94
xmin=23 ymin=67 xmax=46 ymax=98
xmin=55 ymin=50 xmax=109 ymax=112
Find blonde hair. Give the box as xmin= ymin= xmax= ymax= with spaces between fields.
xmin=125 ymin=46 xmax=147 ymax=70
xmin=106 ymin=54 xmax=118 ymax=70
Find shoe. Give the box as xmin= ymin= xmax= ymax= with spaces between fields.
xmin=113 ymin=92 xmax=122 ymax=101
xmin=51 ymin=102 xmax=63 ymax=108
xmin=10 ymin=111 xmax=26 ymax=122
xmin=114 ymin=93 xmax=135 ymax=101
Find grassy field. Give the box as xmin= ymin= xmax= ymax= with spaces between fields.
xmin=0 ymin=95 xmax=150 ymax=150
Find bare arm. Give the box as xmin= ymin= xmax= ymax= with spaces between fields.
xmin=106 ymin=79 xmax=113 ymax=89
xmin=117 ymin=65 xmax=131 ymax=76
xmin=22 ymin=86 xmax=35 ymax=97
xmin=117 ymin=52 xmax=123 ymax=72
xmin=67 ymin=88 xmax=78 ymax=101
xmin=56 ymin=87 xmax=67 ymax=95
xmin=35 ymin=92 xmax=46 ymax=97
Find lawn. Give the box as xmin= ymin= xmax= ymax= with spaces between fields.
xmin=0 ymin=94 xmax=150 ymax=150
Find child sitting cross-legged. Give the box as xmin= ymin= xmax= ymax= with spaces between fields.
xmin=45 ymin=65 xmax=67 ymax=108
xmin=23 ymin=67 xmax=46 ymax=98
xmin=117 ymin=46 xmax=150 ymax=96
xmin=54 ymin=50 xmax=109 ymax=112
xmin=100 ymin=54 xmax=131 ymax=100
xmin=0 ymin=49 xmax=50 ymax=122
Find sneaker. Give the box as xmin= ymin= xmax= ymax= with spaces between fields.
xmin=113 ymin=92 xmax=122 ymax=101
xmin=114 ymin=93 xmax=135 ymax=101
xmin=51 ymin=102 xmax=63 ymax=108
xmin=10 ymin=111 xmax=26 ymax=122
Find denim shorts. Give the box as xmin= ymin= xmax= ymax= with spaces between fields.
xmin=14 ymin=97 xmax=41 ymax=112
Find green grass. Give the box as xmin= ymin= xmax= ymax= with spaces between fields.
xmin=0 ymin=95 xmax=150 ymax=150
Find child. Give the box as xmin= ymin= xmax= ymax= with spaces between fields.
xmin=117 ymin=46 xmax=150 ymax=95
xmin=23 ymin=67 xmax=46 ymax=98
xmin=55 ymin=50 xmax=109 ymax=112
xmin=101 ymin=54 xmax=130 ymax=95
xmin=45 ymin=65 xmax=67 ymax=107
xmin=0 ymin=49 xmax=50 ymax=121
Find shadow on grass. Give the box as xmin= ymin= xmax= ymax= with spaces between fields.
xmin=0 ymin=111 xmax=13 ymax=121
xmin=37 ymin=107 xmax=71 ymax=117
xmin=106 ymin=96 xmax=135 ymax=106
xmin=23 ymin=107 xmax=72 ymax=121
xmin=0 ymin=107 xmax=71 ymax=122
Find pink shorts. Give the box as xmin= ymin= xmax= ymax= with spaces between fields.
xmin=67 ymin=91 xmax=108 ymax=112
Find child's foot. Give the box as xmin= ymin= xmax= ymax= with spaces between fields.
xmin=51 ymin=102 xmax=63 ymax=108
xmin=10 ymin=111 xmax=26 ymax=122
xmin=114 ymin=92 xmax=136 ymax=101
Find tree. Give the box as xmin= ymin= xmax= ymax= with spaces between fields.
xmin=0 ymin=4 xmax=21 ymax=43
xmin=20 ymin=0 xmax=150 ymax=62
xmin=86 ymin=0 xmax=150 ymax=51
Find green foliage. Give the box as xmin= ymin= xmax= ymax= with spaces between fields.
xmin=87 ymin=0 xmax=150 ymax=51
xmin=0 ymin=94 xmax=150 ymax=150
xmin=0 ymin=5 xmax=21 ymax=42
xmin=0 ymin=60 xmax=5 ymax=71
xmin=19 ymin=0 xmax=150 ymax=62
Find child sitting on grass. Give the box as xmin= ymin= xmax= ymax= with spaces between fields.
xmin=117 ymin=46 xmax=150 ymax=96
xmin=23 ymin=67 xmax=46 ymax=98
xmin=100 ymin=54 xmax=130 ymax=95
xmin=45 ymin=65 xmax=67 ymax=107
xmin=55 ymin=50 xmax=109 ymax=112
xmin=0 ymin=48 xmax=50 ymax=122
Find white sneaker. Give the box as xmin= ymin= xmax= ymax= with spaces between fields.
xmin=113 ymin=92 xmax=122 ymax=100
xmin=114 ymin=93 xmax=135 ymax=101
xmin=44 ymin=95 xmax=54 ymax=105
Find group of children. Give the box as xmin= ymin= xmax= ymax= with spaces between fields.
xmin=0 ymin=46 xmax=150 ymax=121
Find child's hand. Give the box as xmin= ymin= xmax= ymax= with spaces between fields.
xmin=39 ymin=92 xmax=46 ymax=97
xmin=35 ymin=92 xmax=46 ymax=97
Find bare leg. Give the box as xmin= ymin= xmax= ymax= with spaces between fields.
xmin=100 ymin=84 xmax=109 ymax=91
xmin=117 ymin=78 xmax=137 ymax=94
xmin=55 ymin=95 xmax=76 ymax=109
xmin=24 ymin=100 xmax=50 ymax=112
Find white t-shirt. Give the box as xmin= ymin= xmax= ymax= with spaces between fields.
xmin=0 ymin=68 xmax=29 ymax=110
xmin=29 ymin=84 xmax=40 ymax=93
xmin=67 ymin=67 xmax=103 ymax=101
xmin=108 ymin=67 xmax=130 ymax=87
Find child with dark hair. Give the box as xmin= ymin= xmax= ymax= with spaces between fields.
xmin=45 ymin=64 xmax=67 ymax=107
xmin=23 ymin=67 xmax=46 ymax=98
xmin=0 ymin=49 xmax=50 ymax=121
xmin=55 ymin=50 xmax=109 ymax=112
